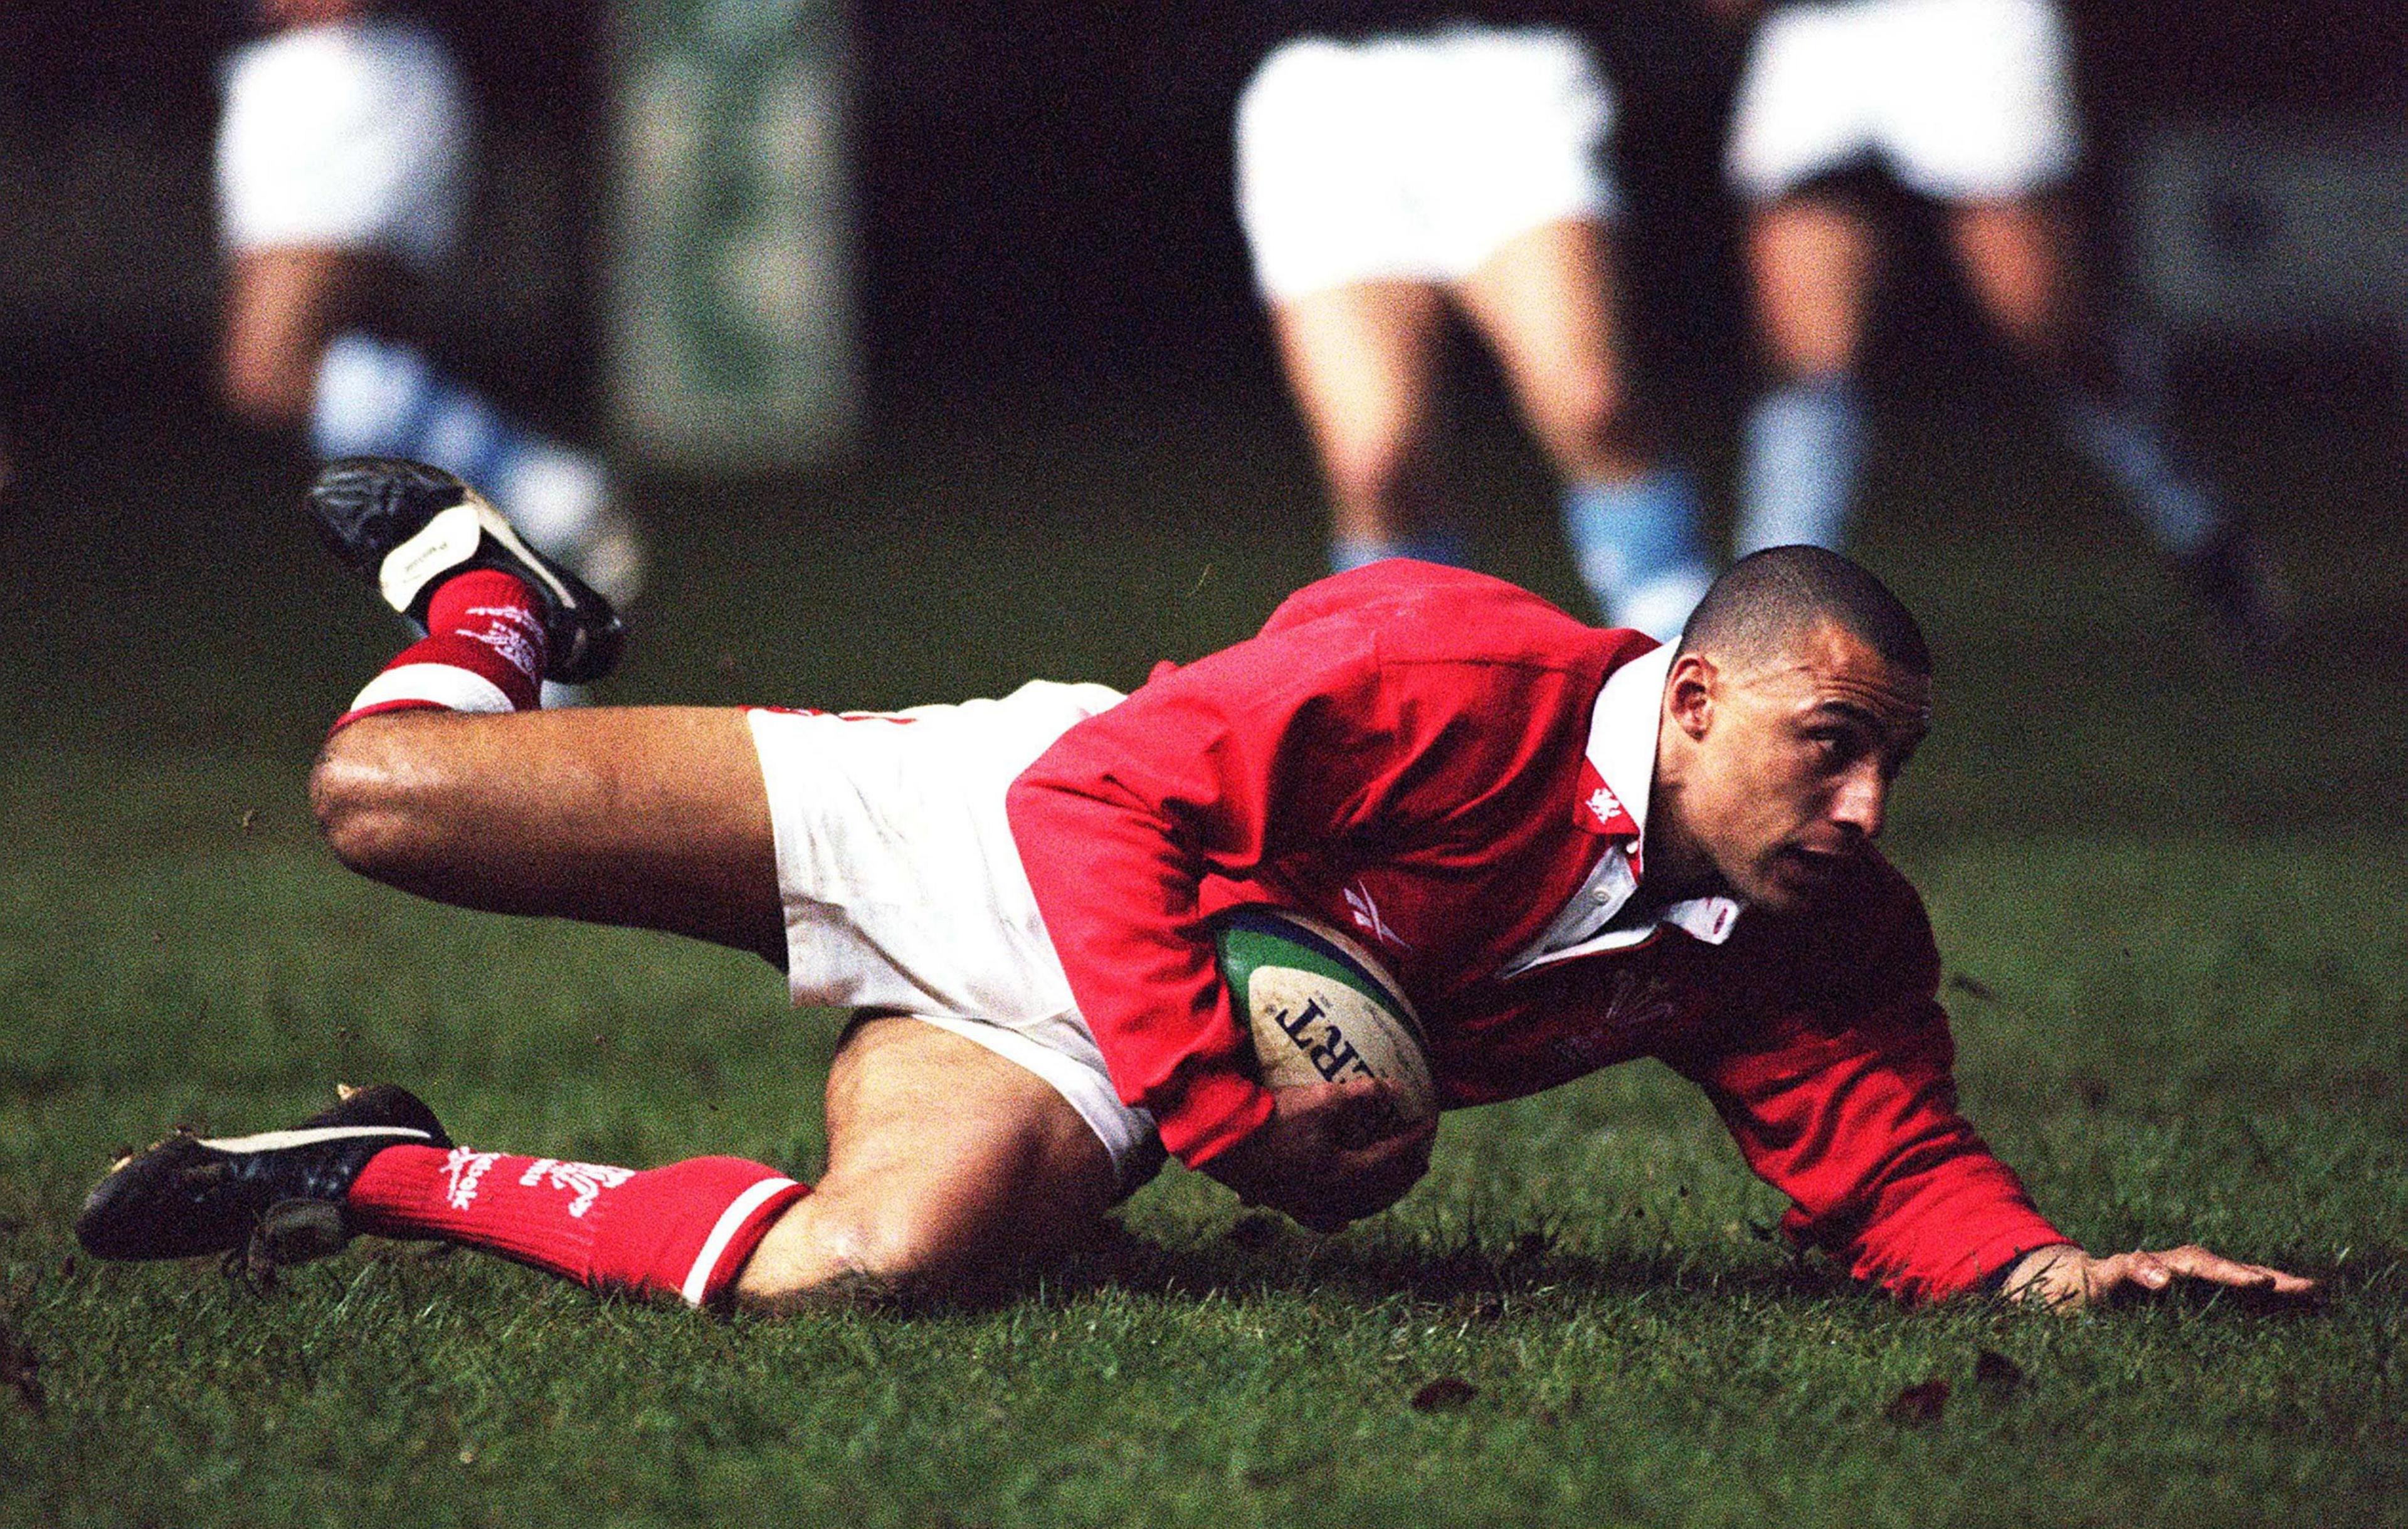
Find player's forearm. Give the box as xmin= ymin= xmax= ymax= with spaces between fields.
xmin=1684 ymin=999 xmax=2069 ymax=1301
xmin=1006 ymin=774 xmax=1274 ymax=1165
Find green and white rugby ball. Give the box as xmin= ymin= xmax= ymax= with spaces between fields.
xmin=1215 ymin=906 xmax=1437 ymax=1126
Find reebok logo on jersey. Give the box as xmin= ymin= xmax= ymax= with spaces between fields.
xmin=1344 ymin=883 xmax=1410 ymax=952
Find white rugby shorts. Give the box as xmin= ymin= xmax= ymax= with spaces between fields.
xmin=1726 ymin=0 xmax=2080 ymax=204
xmin=217 ymin=18 xmax=468 ymax=265
xmin=1236 ymin=25 xmax=1619 ymax=300
xmin=745 ymin=683 xmax=1164 ymax=1191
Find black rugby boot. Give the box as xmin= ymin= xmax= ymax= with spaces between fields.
xmin=77 ymin=1084 xmax=451 ymax=1264
xmin=307 ymin=456 xmax=626 ymax=683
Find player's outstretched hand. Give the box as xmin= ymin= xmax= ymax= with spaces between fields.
xmin=2002 ymin=1243 xmax=2319 ymax=1313
xmin=1204 ymin=1076 xmax=1437 ymax=1234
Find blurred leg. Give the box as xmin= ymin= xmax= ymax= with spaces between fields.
xmin=736 ymin=1015 xmax=1122 ymax=1308
xmin=309 ymin=706 xmax=788 ymax=965
xmin=1457 ymin=218 xmax=1712 ymax=638
xmin=1951 ymin=197 xmax=2223 ymax=559
xmin=1950 ymin=196 xmax=2285 ymax=649
xmin=1946 ymin=196 xmax=2082 ymax=376
xmin=1737 ymin=196 xmax=1879 ymax=555
xmin=221 ymin=245 xmax=368 ymax=429
xmin=1267 ymin=280 xmax=1457 ymax=564
xmin=1455 ymin=216 xmax=1650 ymax=483
xmin=1754 ymin=195 xmax=1879 ymax=381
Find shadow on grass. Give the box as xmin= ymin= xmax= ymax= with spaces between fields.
xmin=800 ymin=1216 xmax=1860 ymax=1321
xmin=825 ymin=1217 xmax=2380 ymax=1324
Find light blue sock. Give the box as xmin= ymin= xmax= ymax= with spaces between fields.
xmin=310 ymin=330 xmax=617 ymax=563
xmin=1561 ymin=468 xmax=1714 ymax=641
xmin=2059 ymin=392 xmax=2219 ymax=557
xmin=312 ymin=330 xmax=520 ymax=490
xmin=1737 ymin=374 xmax=1866 ymax=555
xmin=1329 ymin=530 xmax=1468 ymax=575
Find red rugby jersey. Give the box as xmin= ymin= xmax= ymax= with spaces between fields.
xmin=1006 ymin=561 xmax=2064 ymax=1300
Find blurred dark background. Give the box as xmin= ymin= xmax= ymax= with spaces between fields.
xmin=0 ymin=0 xmax=2399 ymax=456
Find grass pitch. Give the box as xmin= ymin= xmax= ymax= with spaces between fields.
xmin=1 ymin=392 xmax=2403 ymax=1526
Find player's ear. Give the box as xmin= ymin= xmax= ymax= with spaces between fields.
xmin=1664 ymin=651 xmax=1717 ymax=742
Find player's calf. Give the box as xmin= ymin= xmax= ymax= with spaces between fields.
xmin=79 ymin=1085 xmax=810 ymax=1310
xmin=304 ymin=455 xmax=632 ymax=883
xmin=730 ymin=1195 xmax=953 ymax=1313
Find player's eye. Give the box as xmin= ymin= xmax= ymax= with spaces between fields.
xmin=1806 ymin=727 xmax=1858 ymax=760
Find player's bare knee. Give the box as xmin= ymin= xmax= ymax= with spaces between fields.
xmin=734 ymin=1199 xmax=959 ymax=1314
xmin=1546 ymin=370 xmax=1641 ymax=462
xmin=1323 ymin=438 xmax=1428 ymax=523
xmin=309 ymin=723 xmax=434 ymax=880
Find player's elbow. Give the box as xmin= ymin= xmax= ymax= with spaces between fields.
xmin=309 ymin=725 xmax=436 ymax=882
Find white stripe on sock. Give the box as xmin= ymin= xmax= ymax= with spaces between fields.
xmin=199 ymin=1124 xmax=433 ymax=1153
xmin=680 ymin=1177 xmax=801 ymax=1306
xmin=346 ymin=662 xmax=515 ymax=717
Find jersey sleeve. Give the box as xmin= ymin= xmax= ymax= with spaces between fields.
xmin=1007 ymin=564 xmax=1609 ymax=1167
xmin=1006 ymin=626 xmax=1403 ymax=1166
xmin=1663 ymin=896 xmax=2068 ymax=1303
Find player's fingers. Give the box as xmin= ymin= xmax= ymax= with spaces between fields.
xmin=2157 ymin=1245 xmax=2265 ymax=1285
xmin=2152 ymin=1245 xmax=2318 ymax=1295
xmin=1290 ymin=1076 xmax=1399 ymax=1140
xmin=1328 ymin=1120 xmax=1437 ymax=1216
xmin=2082 ymin=1251 xmax=2131 ymax=1285
xmin=1341 ymin=1117 xmax=1435 ymax=1187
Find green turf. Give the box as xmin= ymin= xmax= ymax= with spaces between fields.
xmin=2 ymin=396 xmax=2404 ymax=1526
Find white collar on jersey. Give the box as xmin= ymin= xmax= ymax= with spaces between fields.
xmin=1583 ymin=642 xmax=1673 ymax=861
xmin=1503 ymin=644 xmax=1741 ymax=979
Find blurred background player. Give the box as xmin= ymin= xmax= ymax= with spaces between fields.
xmin=217 ymin=0 xmax=645 ymax=622
xmin=1717 ymin=0 xmax=2286 ymax=649
xmin=1235 ymin=7 xmax=1717 ymax=641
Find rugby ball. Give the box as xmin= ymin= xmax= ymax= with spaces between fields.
xmin=1215 ymin=906 xmax=1437 ymax=1127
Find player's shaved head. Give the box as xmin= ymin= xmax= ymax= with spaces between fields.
xmin=1676 ymin=545 xmax=1930 ymax=677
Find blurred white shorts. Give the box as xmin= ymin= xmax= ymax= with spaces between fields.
xmin=217 ymin=18 xmax=467 ymax=266
xmin=745 ymin=684 xmax=1164 ymax=1190
xmin=1727 ymin=0 xmax=2080 ymax=203
xmin=1236 ymin=25 xmax=1619 ymax=300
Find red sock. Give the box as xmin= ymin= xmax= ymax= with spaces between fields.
xmin=332 ymin=569 xmax=548 ymax=732
xmin=347 ymin=1144 xmax=808 ymax=1307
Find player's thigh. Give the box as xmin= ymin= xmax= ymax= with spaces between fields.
xmin=737 ymin=1015 xmax=1121 ymax=1307
xmin=312 ymin=705 xmax=784 ymax=962
xmin=1267 ymin=282 xmax=1450 ymax=470
xmin=1749 ymin=196 xmax=1881 ymax=377
xmin=1455 ymin=217 xmax=1638 ymax=460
